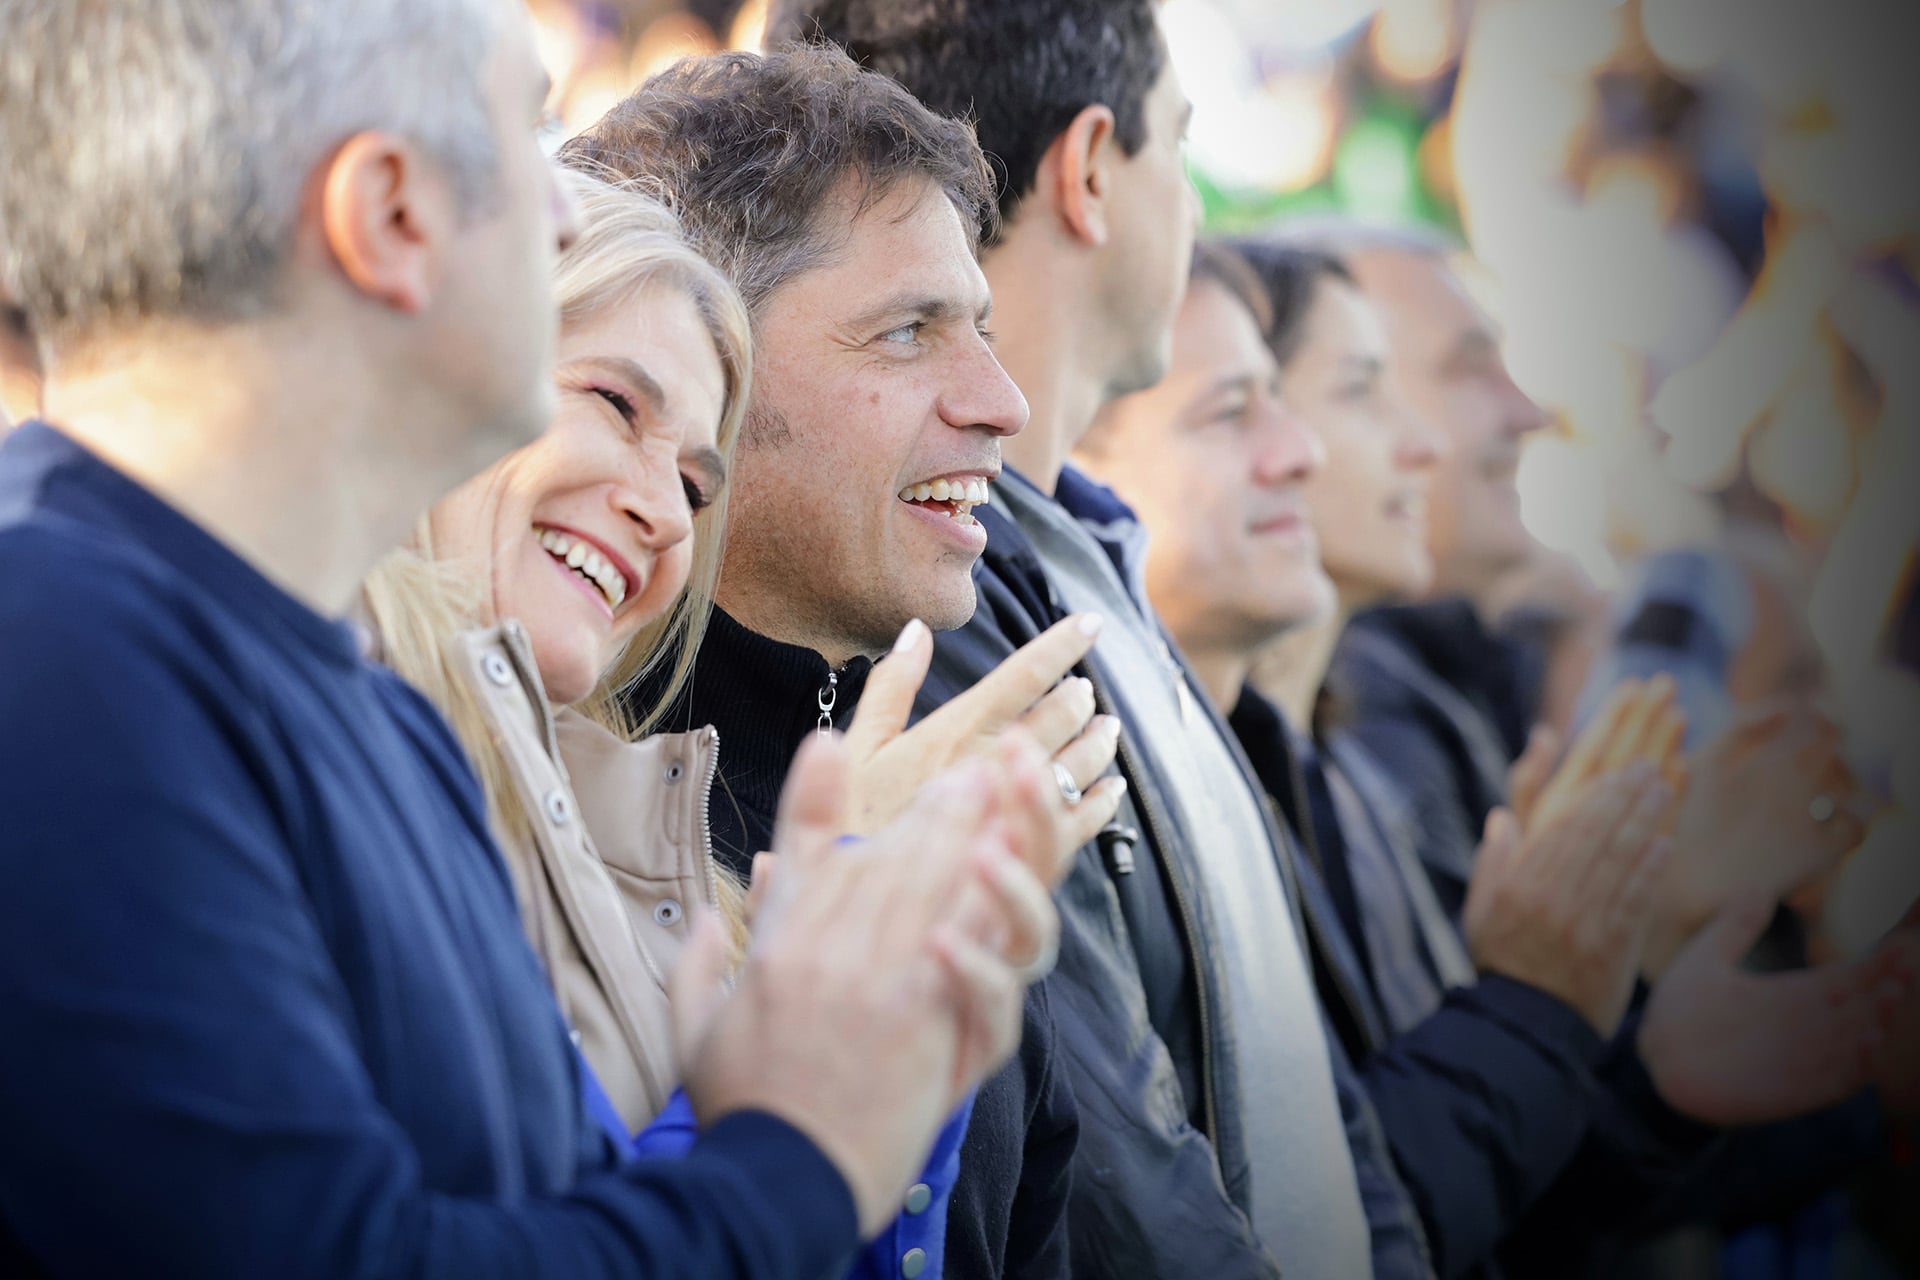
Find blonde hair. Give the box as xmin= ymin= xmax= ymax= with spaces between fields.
xmin=364 ymin=172 xmax=751 ymax=929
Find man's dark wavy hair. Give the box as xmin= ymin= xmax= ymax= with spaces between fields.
xmin=768 ymin=0 xmax=1165 ymax=246
xmin=561 ymin=43 xmax=997 ymax=314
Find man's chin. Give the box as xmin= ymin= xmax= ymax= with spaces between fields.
xmin=914 ymin=578 xmax=980 ymax=637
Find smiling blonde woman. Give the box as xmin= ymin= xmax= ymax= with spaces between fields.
xmin=363 ymin=172 xmax=752 ymax=1129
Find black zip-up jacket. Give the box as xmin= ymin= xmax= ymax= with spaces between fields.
xmin=631 ymin=608 xmax=1077 ymax=1280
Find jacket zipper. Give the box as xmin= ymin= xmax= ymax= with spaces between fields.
xmin=816 ymin=671 xmax=838 ymax=734
xmin=1095 ymin=674 xmax=1221 ymax=1149
xmin=697 ymin=725 xmax=722 ymax=919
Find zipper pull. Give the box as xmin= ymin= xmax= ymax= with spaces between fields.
xmin=816 ymin=671 xmax=838 ymax=734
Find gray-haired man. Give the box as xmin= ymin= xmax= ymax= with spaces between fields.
xmin=0 ymin=2 xmax=1058 ymax=1274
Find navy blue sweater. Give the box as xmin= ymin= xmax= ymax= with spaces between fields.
xmin=0 ymin=422 xmax=858 ymax=1279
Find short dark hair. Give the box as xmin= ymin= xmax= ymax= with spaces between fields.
xmin=1227 ymin=239 xmax=1355 ymax=366
xmin=560 ymin=44 xmax=996 ymax=314
xmin=768 ymin=0 xmax=1165 ymax=244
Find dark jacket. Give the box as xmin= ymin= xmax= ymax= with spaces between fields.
xmin=1232 ymin=686 xmax=1618 ymax=1279
xmin=1334 ymin=605 xmax=1524 ymax=920
xmin=0 ymin=423 xmax=859 ymax=1279
xmin=632 ymin=608 xmax=1077 ymax=1280
xmin=925 ymin=491 xmax=1433 ymax=1279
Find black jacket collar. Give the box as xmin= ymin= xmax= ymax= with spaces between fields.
xmin=627 ymin=606 xmax=871 ymax=871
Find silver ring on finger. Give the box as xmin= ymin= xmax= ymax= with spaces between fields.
xmin=1809 ymin=793 xmax=1837 ymax=824
xmin=1052 ymin=761 xmax=1083 ymax=806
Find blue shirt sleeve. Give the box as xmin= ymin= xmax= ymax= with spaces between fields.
xmin=623 ymin=1083 xmax=976 ymax=1280
xmin=0 ymin=570 xmax=858 ymax=1279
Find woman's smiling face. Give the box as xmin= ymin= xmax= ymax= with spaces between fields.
xmin=431 ymin=281 xmax=728 ymax=705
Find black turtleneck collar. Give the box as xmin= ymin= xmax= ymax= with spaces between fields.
xmin=625 ymin=606 xmax=872 ymax=875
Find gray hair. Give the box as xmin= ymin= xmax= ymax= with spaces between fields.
xmin=0 ymin=0 xmax=504 ymax=352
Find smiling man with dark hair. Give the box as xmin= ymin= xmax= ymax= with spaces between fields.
xmin=773 ymin=3 xmax=1440 ymax=1278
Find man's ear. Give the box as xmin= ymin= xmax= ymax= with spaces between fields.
xmin=319 ymin=132 xmax=451 ymax=316
xmin=1041 ymin=104 xmax=1119 ymax=249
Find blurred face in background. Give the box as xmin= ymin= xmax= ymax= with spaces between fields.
xmin=1077 ymin=274 xmax=1332 ymax=661
xmin=1346 ymin=247 xmax=1548 ymax=601
xmin=1282 ymin=273 xmax=1446 ymax=612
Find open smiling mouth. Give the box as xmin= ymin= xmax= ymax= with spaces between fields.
xmin=896 ymin=476 xmax=992 ymax=527
xmin=535 ymin=526 xmax=627 ymax=611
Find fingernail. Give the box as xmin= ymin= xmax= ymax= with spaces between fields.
xmin=1102 ymin=715 xmax=1122 ymax=739
xmin=892 ymin=617 xmax=928 ymax=655
xmin=1076 ymin=613 xmax=1104 ymax=638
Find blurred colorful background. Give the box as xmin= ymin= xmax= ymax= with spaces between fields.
xmin=527 ymin=0 xmax=1920 ymax=792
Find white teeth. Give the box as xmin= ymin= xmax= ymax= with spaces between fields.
xmin=535 ymin=527 xmax=627 ymax=610
xmin=897 ymin=478 xmax=993 ymax=504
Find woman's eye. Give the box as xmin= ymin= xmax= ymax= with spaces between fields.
xmin=682 ymin=474 xmax=711 ymax=513
xmin=593 ymin=386 xmax=637 ymax=422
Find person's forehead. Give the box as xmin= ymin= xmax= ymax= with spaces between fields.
xmin=1159 ymin=281 xmax=1277 ymax=410
xmin=1311 ymin=277 xmax=1392 ymax=357
xmin=1352 ymin=249 xmax=1482 ymax=354
xmin=1180 ymin=279 xmax=1266 ymax=360
xmin=815 ymin=180 xmax=990 ymax=312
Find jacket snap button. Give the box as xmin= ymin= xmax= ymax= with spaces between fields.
xmin=904 ymin=1183 xmax=932 ymax=1215
xmin=481 ymin=652 xmax=513 ymax=687
xmin=653 ymin=899 xmax=682 ymax=926
xmin=543 ymin=790 xmax=572 ymax=826
xmin=664 ymin=760 xmax=684 ymax=784
xmin=900 ymin=1248 xmax=927 ymax=1278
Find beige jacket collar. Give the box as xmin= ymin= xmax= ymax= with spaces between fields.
xmin=449 ymin=621 xmax=718 ymax=1128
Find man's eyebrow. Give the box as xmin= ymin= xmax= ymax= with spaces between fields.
xmin=567 ymin=356 xmax=668 ymax=417
xmin=844 ymin=292 xmax=994 ymax=334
